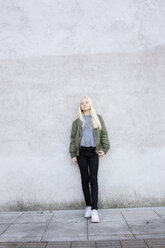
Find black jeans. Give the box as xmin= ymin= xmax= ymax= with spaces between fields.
xmin=77 ymin=146 xmax=99 ymax=210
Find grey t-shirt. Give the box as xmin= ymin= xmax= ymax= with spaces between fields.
xmin=80 ymin=115 xmax=96 ymax=147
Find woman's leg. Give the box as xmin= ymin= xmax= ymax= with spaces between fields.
xmin=88 ymin=151 xmax=99 ymax=210
xmin=77 ymin=150 xmax=92 ymax=207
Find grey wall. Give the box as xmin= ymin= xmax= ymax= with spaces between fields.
xmin=0 ymin=0 xmax=165 ymax=211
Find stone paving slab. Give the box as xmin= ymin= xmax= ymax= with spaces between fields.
xmin=0 ymin=243 xmax=23 ymax=248
xmin=0 ymin=207 xmax=165 ymax=244
xmin=21 ymin=243 xmax=46 ymax=248
xmin=88 ymin=234 xmax=135 ymax=240
xmin=15 ymin=213 xmax=53 ymax=224
xmin=42 ymin=221 xmax=87 ymax=241
xmin=121 ymin=209 xmax=161 ymax=221
xmin=0 ymin=223 xmax=47 ymax=242
xmin=88 ymin=219 xmax=132 ymax=236
xmin=0 ymin=213 xmax=22 ymax=224
xmin=145 ymin=238 xmax=165 ymax=247
xmin=135 ymin=234 xmax=165 ymax=240
xmin=126 ymin=219 xmax=165 ymax=234
xmin=0 ymin=239 xmax=165 ymax=248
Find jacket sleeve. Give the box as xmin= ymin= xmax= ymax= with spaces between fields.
xmin=69 ymin=120 xmax=77 ymax=158
xmin=99 ymin=115 xmax=110 ymax=154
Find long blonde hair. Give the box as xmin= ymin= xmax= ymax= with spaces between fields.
xmin=73 ymin=96 xmax=102 ymax=130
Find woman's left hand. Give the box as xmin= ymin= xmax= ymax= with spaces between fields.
xmin=98 ymin=150 xmax=105 ymax=156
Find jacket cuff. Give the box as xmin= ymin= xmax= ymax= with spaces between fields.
xmin=71 ymin=153 xmax=76 ymax=159
xmin=102 ymin=147 xmax=110 ymax=154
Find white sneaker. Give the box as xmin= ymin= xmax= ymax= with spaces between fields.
xmin=91 ymin=209 xmax=100 ymax=223
xmin=84 ymin=206 xmax=92 ymax=218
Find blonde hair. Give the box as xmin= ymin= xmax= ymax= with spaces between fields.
xmin=73 ymin=96 xmax=102 ymax=130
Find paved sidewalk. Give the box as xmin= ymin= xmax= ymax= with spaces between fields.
xmin=0 ymin=206 xmax=165 ymax=247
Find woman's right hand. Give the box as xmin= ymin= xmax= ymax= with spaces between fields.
xmin=72 ymin=157 xmax=78 ymax=165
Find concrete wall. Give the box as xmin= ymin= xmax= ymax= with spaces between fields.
xmin=0 ymin=0 xmax=165 ymax=211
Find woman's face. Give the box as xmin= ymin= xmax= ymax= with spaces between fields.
xmin=80 ymin=98 xmax=91 ymax=111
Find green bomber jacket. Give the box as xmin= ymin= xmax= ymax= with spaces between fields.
xmin=69 ymin=114 xmax=110 ymax=158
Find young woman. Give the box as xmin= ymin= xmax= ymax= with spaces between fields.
xmin=69 ymin=96 xmax=110 ymax=223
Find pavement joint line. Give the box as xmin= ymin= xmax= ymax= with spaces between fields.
xmin=40 ymin=213 xmax=54 ymax=242
xmin=95 ymin=240 xmax=98 ymax=248
xmin=87 ymin=217 xmax=89 ymax=241
xmin=120 ymin=210 xmax=136 ymax=239
xmin=45 ymin=241 xmax=51 ymax=248
xmin=119 ymin=239 xmax=123 ymax=248
xmin=152 ymin=208 xmax=164 ymax=220
xmin=143 ymin=239 xmax=150 ymax=248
